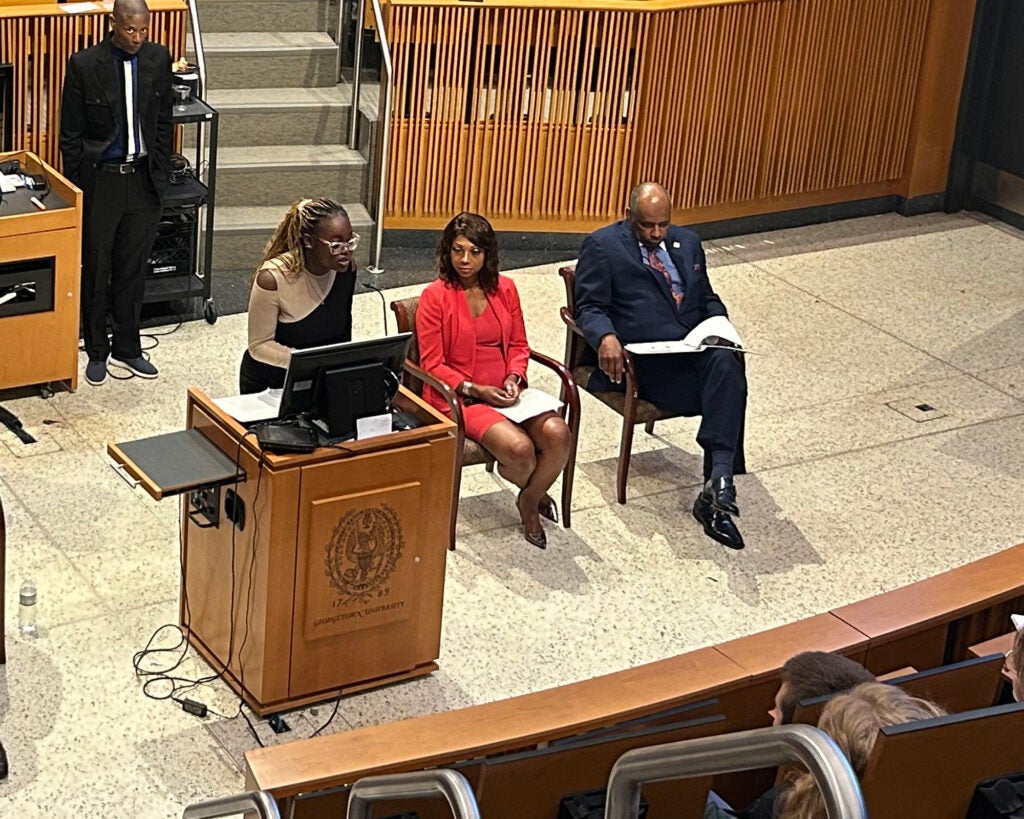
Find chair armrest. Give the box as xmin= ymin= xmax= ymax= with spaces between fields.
xmin=558 ymin=306 xmax=640 ymax=400
xmin=400 ymin=358 xmax=466 ymax=433
xmin=529 ymin=349 xmax=581 ymax=422
xmin=559 ymin=306 xmax=586 ymax=339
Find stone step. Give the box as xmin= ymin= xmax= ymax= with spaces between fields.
xmin=214 ymin=143 xmax=367 ymax=207
xmin=195 ymin=0 xmax=328 ymax=33
xmin=184 ymin=85 xmax=352 ymax=148
xmin=213 ymin=202 xmax=373 ymax=273
xmin=192 ymin=32 xmax=337 ymax=90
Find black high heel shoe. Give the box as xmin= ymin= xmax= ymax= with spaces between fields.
xmin=522 ymin=526 xmax=547 ymax=550
xmin=517 ymin=491 xmax=547 ymax=549
xmin=538 ymin=495 xmax=559 ymax=524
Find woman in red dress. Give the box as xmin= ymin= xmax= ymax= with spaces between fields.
xmin=418 ymin=213 xmax=571 ymax=549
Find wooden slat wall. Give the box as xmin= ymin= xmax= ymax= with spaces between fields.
xmin=0 ymin=4 xmax=186 ymax=168
xmin=383 ymin=0 xmax=974 ymax=232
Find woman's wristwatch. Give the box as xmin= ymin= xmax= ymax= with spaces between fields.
xmin=460 ymin=381 xmax=474 ymax=397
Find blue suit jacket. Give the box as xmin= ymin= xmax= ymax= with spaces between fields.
xmin=574 ymin=221 xmax=728 ymax=351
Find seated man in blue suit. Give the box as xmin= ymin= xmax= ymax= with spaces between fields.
xmin=574 ymin=182 xmax=748 ymax=549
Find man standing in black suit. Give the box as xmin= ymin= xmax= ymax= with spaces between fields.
xmin=574 ymin=182 xmax=748 ymax=549
xmin=60 ymin=0 xmax=172 ymax=386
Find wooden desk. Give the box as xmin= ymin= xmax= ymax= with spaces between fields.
xmin=0 ymin=150 xmax=81 ymax=393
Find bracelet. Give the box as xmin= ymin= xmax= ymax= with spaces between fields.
xmin=507 ymin=373 xmax=522 ymax=386
xmin=460 ymin=381 xmax=474 ymax=397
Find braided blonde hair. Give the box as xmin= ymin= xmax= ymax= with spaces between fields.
xmin=255 ymin=197 xmax=349 ymax=282
xmin=777 ymin=682 xmax=946 ymax=819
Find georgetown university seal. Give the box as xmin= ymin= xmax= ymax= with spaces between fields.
xmin=324 ymin=505 xmax=404 ymax=605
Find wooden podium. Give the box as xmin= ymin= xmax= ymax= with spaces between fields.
xmin=0 ymin=150 xmax=82 ymax=393
xmin=111 ymin=387 xmax=458 ymax=715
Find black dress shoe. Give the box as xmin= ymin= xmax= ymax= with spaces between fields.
xmin=0 ymin=737 xmax=8 ymax=779
xmin=692 ymin=493 xmax=745 ymax=550
xmin=703 ymin=476 xmax=739 ymax=516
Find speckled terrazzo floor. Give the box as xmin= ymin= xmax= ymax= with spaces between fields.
xmin=2 ymin=211 xmax=1024 ymax=815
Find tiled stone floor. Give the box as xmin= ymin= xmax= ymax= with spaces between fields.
xmin=2 ymin=211 xmax=1024 ymax=816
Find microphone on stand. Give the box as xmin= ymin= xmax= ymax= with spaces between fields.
xmin=360 ymin=265 xmax=388 ymax=335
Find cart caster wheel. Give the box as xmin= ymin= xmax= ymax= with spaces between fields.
xmin=39 ymin=384 xmax=54 ymax=399
xmin=204 ymin=301 xmax=217 ymax=325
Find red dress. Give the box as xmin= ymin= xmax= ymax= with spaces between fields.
xmin=416 ymin=275 xmax=531 ymax=444
xmin=463 ymin=302 xmax=510 ymax=440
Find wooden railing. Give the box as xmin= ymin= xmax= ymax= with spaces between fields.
xmin=380 ymin=0 xmax=977 ymax=231
xmin=245 ymin=540 xmax=1024 ymax=813
xmin=0 ymin=0 xmax=188 ymax=168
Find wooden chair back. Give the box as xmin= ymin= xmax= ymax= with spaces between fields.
xmin=389 ymin=296 xmax=424 ymax=395
xmin=860 ymin=702 xmax=1024 ymax=818
xmin=792 ymin=654 xmax=1008 ymax=725
xmin=476 ymin=714 xmax=725 ymax=819
xmin=292 ymin=762 xmax=484 ymax=819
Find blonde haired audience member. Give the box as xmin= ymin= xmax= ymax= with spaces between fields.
xmin=1002 ymin=624 xmax=1024 ymax=702
xmin=776 ymin=682 xmax=946 ymax=819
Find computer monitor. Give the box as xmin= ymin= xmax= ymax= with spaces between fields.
xmin=279 ymin=332 xmax=412 ymax=438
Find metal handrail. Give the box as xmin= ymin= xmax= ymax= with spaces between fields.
xmin=341 ymin=0 xmax=391 ymax=273
xmin=366 ymin=0 xmax=392 ymax=274
xmin=184 ymin=0 xmax=208 ymax=99
xmin=181 ymin=790 xmax=281 ymax=819
xmin=347 ymin=769 xmax=481 ymax=819
xmin=606 ymin=725 xmax=867 ymax=819
xmin=347 ymin=0 xmax=364 ymax=149
xmin=184 ymin=0 xmax=210 ymax=286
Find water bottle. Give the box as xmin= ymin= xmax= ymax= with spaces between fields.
xmin=18 ymin=578 xmax=38 ymax=637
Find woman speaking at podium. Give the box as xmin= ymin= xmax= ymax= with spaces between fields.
xmin=239 ymin=198 xmax=359 ymax=393
xmin=418 ymin=213 xmax=571 ymax=549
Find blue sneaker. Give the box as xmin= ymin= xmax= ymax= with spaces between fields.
xmin=85 ymin=359 xmax=108 ymax=386
xmin=110 ymin=356 xmax=158 ymax=379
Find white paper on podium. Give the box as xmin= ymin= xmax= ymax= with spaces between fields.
xmin=492 ymin=388 xmax=564 ymax=424
xmin=356 ymin=413 xmax=392 ymax=440
xmin=212 ymin=389 xmax=282 ymax=423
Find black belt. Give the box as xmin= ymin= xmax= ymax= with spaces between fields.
xmin=97 ymin=159 xmax=145 ymax=174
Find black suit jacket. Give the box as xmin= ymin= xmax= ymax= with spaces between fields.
xmin=574 ymin=220 xmax=728 ymax=351
xmin=59 ymin=34 xmax=173 ymax=201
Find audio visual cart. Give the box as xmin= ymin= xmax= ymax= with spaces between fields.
xmin=144 ymin=95 xmax=219 ymax=324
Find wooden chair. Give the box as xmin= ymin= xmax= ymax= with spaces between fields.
xmin=390 ymin=295 xmax=580 ymax=550
xmin=558 ymin=265 xmax=745 ymax=504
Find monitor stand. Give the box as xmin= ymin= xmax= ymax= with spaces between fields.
xmin=321 ymin=361 xmax=387 ymax=439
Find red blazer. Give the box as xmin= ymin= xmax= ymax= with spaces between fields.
xmin=417 ymin=275 xmax=530 ymax=413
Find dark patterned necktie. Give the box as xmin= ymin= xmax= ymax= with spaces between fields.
xmin=648 ymin=248 xmax=682 ymax=306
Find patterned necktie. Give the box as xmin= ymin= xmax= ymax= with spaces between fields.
xmin=648 ymin=248 xmax=682 ymax=306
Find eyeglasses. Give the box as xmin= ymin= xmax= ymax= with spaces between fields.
xmin=315 ymin=234 xmax=360 ymax=255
